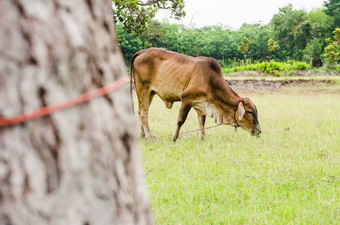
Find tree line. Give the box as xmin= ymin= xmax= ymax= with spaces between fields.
xmin=116 ymin=2 xmax=340 ymax=68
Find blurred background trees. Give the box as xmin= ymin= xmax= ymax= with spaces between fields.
xmin=113 ymin=0 xmax=339 ymax=69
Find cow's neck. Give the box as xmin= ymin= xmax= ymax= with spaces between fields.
xmin=209 ymin=78 xmax=241 ymax=126
xmin=212 ymin=78 xmax=240 ymax=108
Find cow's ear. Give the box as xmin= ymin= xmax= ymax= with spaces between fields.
xmin=238 ymin=102 xmax=245 ymax=120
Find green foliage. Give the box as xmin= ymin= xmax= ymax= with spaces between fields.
xmin=116 ymin=3 xmax=339 ymax=69
xmin=303 ymin=38 xmax=324 ymax=67
xmin=336 ymin=64 xmax=340 ymax=71
xmin=270 ymin=4 xmax=309 ymax=60
xmin=234 ymin=24 xmax=271 ymax=61
xmin=268 ymin=39 xmax=279 ymax=53
xmin=112 ymin=0 xmax=185 ymax=34
xmin=308 ymin=9 xmax=333 ymax=39
xmin=222 ymin=61 xmax=311 ymax=76
xmin=324 ymin=0 xmax=340 ymax=31
xmin=291 ymin=61 xmax=310 ymax=70
xmin=116 ymin=24 xmax=144 ymax=63
xmin=238 ymin=37 xmax=251 ymax=62
xmin=323 ymin=28 xmax=340 ymax=68
xmin=268 ymin=38 xmax=280 ymax=61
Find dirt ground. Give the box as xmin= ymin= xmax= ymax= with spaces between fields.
xmin=226 ymin=79 xmax=337 ymax=90
xmin=225 ymin=70 xmax=339 ymax=90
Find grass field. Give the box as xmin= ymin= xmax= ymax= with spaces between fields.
xmin=135 ymin=84 xmax=340 ymax=224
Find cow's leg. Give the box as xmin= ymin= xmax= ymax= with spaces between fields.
xmin=140 ymin=123 xmax=145 ymax=138
xmin=138 ymin=104 xmax=152 ymax=138
xmin=137 ymin=89 xmax=155 ymax=139
xmin=171 ymin=102 xmax=192 ymax=141
xmin=197 ymin=113 xmax=206 ymax=140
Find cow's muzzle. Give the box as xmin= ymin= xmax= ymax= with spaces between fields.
xmin=251 ymin=126 xmax=261 ymax=137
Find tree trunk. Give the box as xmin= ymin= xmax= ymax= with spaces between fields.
xmin=0 ymin=0 xmax=153 ymax=224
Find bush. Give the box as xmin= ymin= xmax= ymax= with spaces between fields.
xmin=292 ymin=61 xmax=310 ymax=70
xmin=273 ymin=71 xmax=284 ymax=77
xmin=222 ymin=60 xmax=311 ymax=75
xmin=336 ymin=65 xmax=340 ymax=72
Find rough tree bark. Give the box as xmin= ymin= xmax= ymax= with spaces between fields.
xmin=0 ymin=0 xmax=153 ymax=224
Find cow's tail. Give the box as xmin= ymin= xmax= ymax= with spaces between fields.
xmin=129 ymin=51 xmax=140 ymax=95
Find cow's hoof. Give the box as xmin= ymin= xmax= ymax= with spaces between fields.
xmin=171 ymin=135 xmax=178 ymax=142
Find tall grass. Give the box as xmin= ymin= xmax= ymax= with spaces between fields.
xmin=222 ymin=61 xmax=311 ymax=76
xmin=136 ymin=85 xmax=340 ymax=224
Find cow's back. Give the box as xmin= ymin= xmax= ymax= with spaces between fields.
xmin=131 ymin=48 xmax=220 ymax=102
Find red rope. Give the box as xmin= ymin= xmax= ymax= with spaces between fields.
xmin=234 ymin=98 xmax=243 ymax=111
xmin=0 ymin=76 xmax=130 ymax=127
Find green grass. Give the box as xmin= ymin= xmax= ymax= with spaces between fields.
xmin=135 ymin=84 xmax=340 ymax=224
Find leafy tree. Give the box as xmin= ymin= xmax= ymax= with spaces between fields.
xmin=270 ymin=4 xmax=308 ymax=60
xmin=238 ymin=23 xmax=271 ymax=62
xmin=116 ymin=24 xmax=144 ymax=63
xmin=115 ymin=2 xmax=339 ymax=69
xmin=112 ymin=0 xmax=185 ymax=34
xmin=308 ymin=9 xmax=332 ymax=40
xmin=255 ymin=25 xmax=271 ymax=61
xmin=178 ymin=27 xmax=205 ymax=56
xmin=201 ymin=26 xmax=234 ymax=64
xmin=156 ymin=22 xmax=182 ymax=51
xmin=267 ymin=39 xmax=280 ymax=61
xmin=303 ymin=38 xmax=324 ymax=67
xmin=141 ymin=20 xmax=166 ymax=47
xmin=324 ymin=0 xmax=340 ymax=31
xmin=323 ymin=27 xmax=340 ymax=68
xmin=304 ymin=8 xmax=332 ymax=67
xmin=238 ymin=37 xmax=251 ymax=63
xmin=294 ymin=20 xmax=312 ymax=53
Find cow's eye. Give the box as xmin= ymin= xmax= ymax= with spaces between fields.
xmin=247 ymin=111 xmax=253 ymax=115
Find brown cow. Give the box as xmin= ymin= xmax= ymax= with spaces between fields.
xmin=130 ymin=47 xmax=261 ymax=141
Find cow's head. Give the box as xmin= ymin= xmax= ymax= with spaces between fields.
xmin=235 ymin=98 xmax=261 ymax=136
